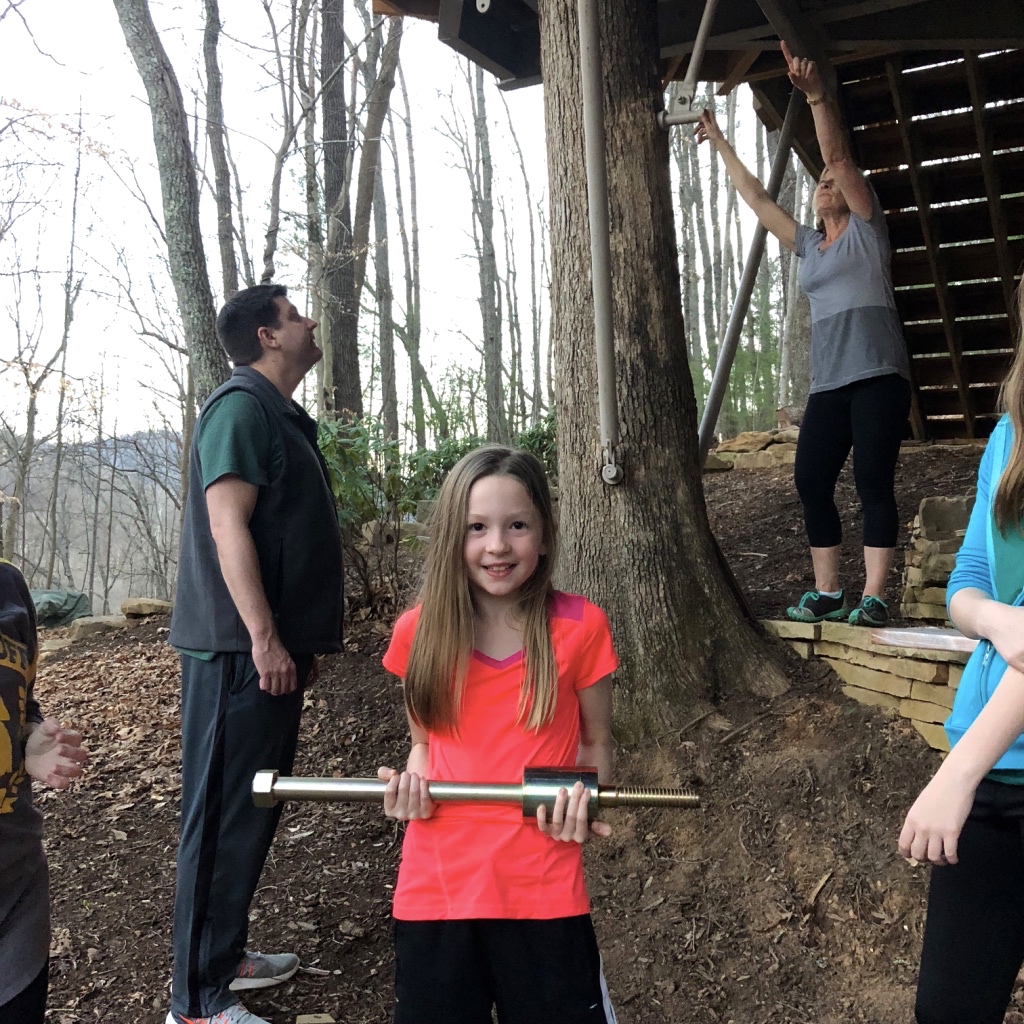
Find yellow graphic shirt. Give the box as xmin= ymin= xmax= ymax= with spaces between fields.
xmin=0 ymin=559 xmax=49 ymax=1006
xmin=0 ymin=624 xmax=35 ymax=813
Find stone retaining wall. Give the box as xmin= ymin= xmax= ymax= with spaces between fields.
xmin=763 ymin=619 xmax=975 ymax=752
xmin=899 ymin=495 xmax=970 ymax=623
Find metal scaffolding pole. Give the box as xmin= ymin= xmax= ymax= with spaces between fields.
xmin=659 ymin=0 xmax=722 ymax=127
xmin=697 ymin=89 xmax=802 ymax=464
xmin=577 ymin=0 xmax=623 ymax=484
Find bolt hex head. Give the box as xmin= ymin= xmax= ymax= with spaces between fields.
xmin=252 ymin=770 xmax=279 ymax=807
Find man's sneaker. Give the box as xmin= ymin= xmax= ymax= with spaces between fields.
xmin=166 ymin=1003 xmax=270 ymax=1024
xmin=786 ymin=590 xmax=847 ymax=623
xmin=848 ymin=595 xmax=889 ymax=627
xmin=229 ymin=950 xmax=300 ymax=992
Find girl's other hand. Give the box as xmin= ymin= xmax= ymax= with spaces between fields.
xmin=536 ymin=781 xmax=612 ymax=843
xmin=694 ymin=108 xmax=723 ymax=147
xmin=781 ymin=39 xmax=825 ymax=101
xmin=898 ymin=771 xmax=975 ymax=865
xmin=378 ymin=766 xmax=436 ymax=820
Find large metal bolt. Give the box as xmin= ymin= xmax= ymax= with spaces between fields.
xmin=252 ymin=766 xmax=700 ymax=821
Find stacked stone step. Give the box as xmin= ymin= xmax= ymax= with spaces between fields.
xmin=900 ymin=495 xmax=971 ymax=622
xmin=711 ymin=428 xmax=799 ymax=470
xmin=764 ymin=619 xmax=975 ymax=752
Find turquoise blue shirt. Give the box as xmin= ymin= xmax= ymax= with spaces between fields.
xmin=945 ymin=416 xmax=1024 ymax=776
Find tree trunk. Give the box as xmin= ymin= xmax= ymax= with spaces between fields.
xmin=111 ymin=0 xmax=229 ymax=405
xmin=332 ymin=14 xmax=403 ymax=419
xmin=203 ymin=0 xmax=238 ymax=298
xmin=389 ymin=83 xmax=426 ymax=447
xmin=321 ymin=0 xmax=355 ymax=415
xmin=539 ymin=0 xmax=789 ymax=736
xmin=784 ymin=165 xmax=813 ymax=405
xmin=373 ymin=167 xmax=399 ymax=439
xmin=471 ymin=65 xmax=508 ymax=443
xmin=501 ymin=92 xmax=543 ymax=426
xmin=45 ymin=119 xmax=83 ymax=588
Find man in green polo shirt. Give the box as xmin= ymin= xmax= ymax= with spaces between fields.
xmin=167 ymin=285 xmax=344 ymax=1024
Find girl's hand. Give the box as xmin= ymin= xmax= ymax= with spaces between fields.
xmin=694 ymin=108 xmax=723 ymax=147
xmin=378 ymin=766 xmax=436 ymax=821
xmin=24 ymin=717 xmax=89 ymax=790
xmin=535 ymin=781 xmax=612 ymax=843
xmin=781 ymin=40 xmax=825 ymax=102
xmin=981 ymin=602 xmax=1024 ymax=672
xmin=899 ymin=770 xmax=976 ymax=865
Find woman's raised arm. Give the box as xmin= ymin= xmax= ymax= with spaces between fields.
xmin=695 ymin=108 xmax=799 ymax=252
xmin=782 ymin=40 xmax=874 ymax=221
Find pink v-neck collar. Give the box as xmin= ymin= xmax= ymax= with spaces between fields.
xmin=471 ymin=648 xmax=524 ymax=669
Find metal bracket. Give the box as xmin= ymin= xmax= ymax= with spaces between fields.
xmin=658 ymin=0 xmax=722 ymax=129
xmin=601 ymin=447 xmax=624 ymax=485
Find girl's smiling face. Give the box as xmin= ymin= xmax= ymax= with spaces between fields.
xmin=463 ymin=474 xmax=546 ymax=606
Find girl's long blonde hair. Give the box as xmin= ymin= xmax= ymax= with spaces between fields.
xmin=403 ymin=445 xmax=559 ymax=733
xmin=995 ymin=280 xmax=1024 ymax=533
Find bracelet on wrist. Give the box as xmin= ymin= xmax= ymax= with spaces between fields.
xmin=806 ymin=95 xmax=826 ymax=106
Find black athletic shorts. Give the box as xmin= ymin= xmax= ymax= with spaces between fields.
xmin=392 ymin=915 xmax=617 ymax=1024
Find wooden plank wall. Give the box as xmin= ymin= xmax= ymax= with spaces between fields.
xmin=841 ymin=50 xmax=1024 ymax=439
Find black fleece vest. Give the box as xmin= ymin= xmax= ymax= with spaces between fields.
xmin=169 ymin=367 xmax=343 ymax=654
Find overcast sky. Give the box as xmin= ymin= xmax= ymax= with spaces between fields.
xmin=2 ymin=1 xmax=549 ymax=434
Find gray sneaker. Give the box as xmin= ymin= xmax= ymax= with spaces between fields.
xmin=165 ymin=1002 xmax=270 ymax=1024
xmin=230 ymin=950 xmax=300 ymax=991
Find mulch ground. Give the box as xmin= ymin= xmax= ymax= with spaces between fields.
xmin=38 ymin=440 xmax=1024 ymax=1024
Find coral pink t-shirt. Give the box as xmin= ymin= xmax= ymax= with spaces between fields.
xmin=381 ymin=591 xmax=618 ymax=921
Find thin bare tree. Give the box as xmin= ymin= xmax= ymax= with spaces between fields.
xmin=111 ymin=0 xmax=229 ymax=405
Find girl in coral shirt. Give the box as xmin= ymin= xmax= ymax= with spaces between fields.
xmin=379 ymin=445 xmax=618 ymax=1024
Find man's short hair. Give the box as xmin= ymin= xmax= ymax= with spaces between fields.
xmin=216 ymin=284 xmax=288 ymax=365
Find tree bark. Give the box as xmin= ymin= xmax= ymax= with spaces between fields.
xmin=203 ymin=0 xmax=238 ymax=298
xmin=539 ymin=0 xmax=789 ymax=736
xmin=501 ymin=92 xmax=543 ymax=426
xmin=331 ymin=13 xmax=403 ymax=419
xmin=373 ymin=164 xmax=399 ymax=439
xmin=389 ymin=81 xmax=427 ymax=447
xmin=471 ymin=65 xmax=507 ymax=443
xmin=111 ymin=0 xmax=229 ymax=405
xmin=321 ymin=0 xmax=357 ymax=415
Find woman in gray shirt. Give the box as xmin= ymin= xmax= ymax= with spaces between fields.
xmin=697 ymin=40 xmax=910 ymax=627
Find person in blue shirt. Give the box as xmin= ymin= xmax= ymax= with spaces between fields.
xmin=900 ymin=284 xmax=1024 ymax=1024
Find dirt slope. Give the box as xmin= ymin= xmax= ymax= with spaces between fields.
xmin=38 ymin=442 xmax=1018 ymax=1024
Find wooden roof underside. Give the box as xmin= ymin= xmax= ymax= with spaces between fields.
xmin=373 ymin=0 xmax=1024 ymax=439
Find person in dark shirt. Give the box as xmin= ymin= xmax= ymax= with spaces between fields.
xmin=166 ymin=285 xmax=344 ymax=1024
xmin=0 ymin=558 xmax=88 ymax=1024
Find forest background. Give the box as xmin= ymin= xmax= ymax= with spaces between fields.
xmin=1 ymin=0 xmax=815 ymax=615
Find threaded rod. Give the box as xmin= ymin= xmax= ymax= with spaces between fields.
xmin=253 ymin=767 xmax=700 ymax=818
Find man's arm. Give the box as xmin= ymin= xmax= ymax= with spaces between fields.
xmin=206 ymin=475 xmax=297 ymax=695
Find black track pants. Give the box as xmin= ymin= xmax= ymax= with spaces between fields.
xmin=793 ymin=373 xmax=910 ymax=549
xmin=169 ymin=652 xmax=311 ymax=1019
xmin=915 ymin=779 xmax=1024 ymax=1024
xmin=0 ymin=960 xmax=47 ymax=1024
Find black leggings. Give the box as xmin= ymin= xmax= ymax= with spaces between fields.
xmin=916 ymin=779 xmax=1024 ymax=1024
xmin=794 ymin=373 xmax=910 ymax=549
xmin=0 ymin=960 xmax=48 ymax=1024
